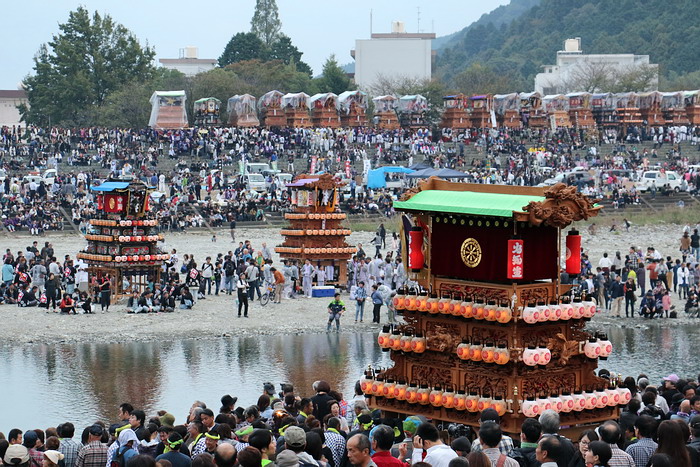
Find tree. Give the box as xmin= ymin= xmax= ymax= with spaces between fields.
xmin=22 ymin=7 xmax=155 ymax=126
xmin=250 ymin=0 xmax=282 ymax=47
xmin=452 ymin=63 xmax=518 ymax=96
xmin=219 ymin=32 xmax=266 ymax=67
xmin=316 ymin=55 xmax=351 ymax=95
xmin=609 ymin=63 xmax=659 ymax=92
xmin=225 ymin=59 xmax=315 ymax=96
xmin=268 ymin=35 xmax=312 ymax=75
xmin=190 ymin=68 xmax=242 ymax=122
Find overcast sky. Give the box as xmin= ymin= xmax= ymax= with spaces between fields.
xmin=0 ymin=0 xmax=509 ymax=89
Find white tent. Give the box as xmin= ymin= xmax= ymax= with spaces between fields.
xmin=148 ymin=90 xmax=187 ymax=129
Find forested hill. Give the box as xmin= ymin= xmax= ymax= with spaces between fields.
xmin=433 ymin=0 xmax=541 ymax=50
xmin=436 ymin=0 xmax=700 ymax=89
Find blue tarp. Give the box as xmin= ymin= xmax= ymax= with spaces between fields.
xmin=367 ymin=166 xmax=414 ymax=189
xmin=91 ymin=182 xmax=130 ymax=192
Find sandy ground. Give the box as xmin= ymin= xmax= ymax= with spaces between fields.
xmin=0 ymin=221 xmax=695 ymax=344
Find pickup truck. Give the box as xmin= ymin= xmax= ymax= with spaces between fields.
xmin=635 ymin=170 xmax=682 ymax=192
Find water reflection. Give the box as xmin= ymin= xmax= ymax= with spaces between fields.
xmin=0 ymin=332 xmax=390 ymax=433
xmin=2 ymin=325 xmax=696 ymax=433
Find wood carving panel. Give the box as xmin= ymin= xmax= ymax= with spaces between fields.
xmin=425 ymin=320 xmax=461 ymax=353
xmin=410 ymin=364 xmax=453 ymax=386
xmin=521 ymin=373 xmax=577 ymax=397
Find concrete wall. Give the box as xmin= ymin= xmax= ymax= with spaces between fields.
xmin=354 ymin=38 xmax=432 ymax=90
xmin=0 ymin=93 xmax=27 ymax=128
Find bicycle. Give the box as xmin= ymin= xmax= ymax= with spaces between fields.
xmin=259 ymin=280 xmax=275 ymax=306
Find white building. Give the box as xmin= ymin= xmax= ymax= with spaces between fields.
xmin=534 ymin=38 xmax=658 ymax=94
xmin=159 ymin=46 xmax=217 ymax=77
xmin=0 ymin=90 xmax=27 ymax=128
xmin=352 ymin=21 xmax=435 ymax=91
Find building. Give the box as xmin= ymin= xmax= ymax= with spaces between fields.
xmin=159 ymin=46 xmax=217 ymax=77
xmin=352 ymin=21 xmax=435 ymax=92
xmin=534 ymin=38 xmax=658 ymax=95
xmin=0 ymin=90 xmax=27 ymax=128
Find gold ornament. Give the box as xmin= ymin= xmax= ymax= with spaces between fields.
xmin=460 ymin=238 xmax=482 ymax=268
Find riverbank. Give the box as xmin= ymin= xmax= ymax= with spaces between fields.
xmin=0 ymin=222 xmax=693 ymax=344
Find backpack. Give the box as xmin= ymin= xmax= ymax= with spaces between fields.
xmin=225 ymin=263 xmax=235 ymax=277
xmin=111 ymin=446 xmax=128 ymax=467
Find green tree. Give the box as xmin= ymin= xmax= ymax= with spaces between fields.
xmin=22 ymin=6 xmax=155 ymax=126
xmin=316 ymin=54 xmax=351 ymax=95
xmin=268 ymin=35 xmax=312 ymax=75
xmin=250 ymin=0 xmax=282 ymax=47
xmin=190 ymin=68 xmax=242 ymax=122
xmin=219 ymin=32 xmax=266 ymax=67
xmin=452 ymin=63 xmax=518 ymax=96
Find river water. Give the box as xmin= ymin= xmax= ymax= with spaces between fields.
xmin=0 ymin=325 xmax=696 ymax=433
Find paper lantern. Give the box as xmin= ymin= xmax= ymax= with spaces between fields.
xmin=410 ymin=333 xmax=426 ymax=353
xmin=400 ymin=330 xmax=413 ymax=352
xmin=417 ymin=385 xmax=430 ymax=405
xmin=507 ymin=239 xmax=524 ymax=279
xmin=465 ymin=392 xmax=479 ymax=412
xmin=492 ymin=397 xmax=507 ymax=416
xmin=572 ymin=391 xmax=586 ymax=411
xmin=408 ymin=227 xmax=424 ymax=272
xmin=442 ymin=388 xmax=456 ymax=409
xmin=394 ymin=380 xmax=407 ymax=400
xmin=429 ymin=386 xmax=444 ymax=407
xmin=453 ymin=390 xmax=467 ymax=411
xmin=456 ymin=338 xmax=470 ymax=360
xmin=522 ymin=346 xmax=540 ymax=366
xmin=360 ymin=372 xmax=374 ymax=394
xmin=565 ymin=229 xmax=582 ymax=275
xmin=521 ymin=397 xmax=540 ymax=418
xmin=383 ymin=379 xmax=396 ymax=398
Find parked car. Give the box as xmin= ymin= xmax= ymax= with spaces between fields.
xmin=244 ymin=173 xmax=267 ymax=192
xmin=635 ymin=170 xmax=682 ymax=192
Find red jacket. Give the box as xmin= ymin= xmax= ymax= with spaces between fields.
xmin=372 ymin=451 xmax=408 ymax=467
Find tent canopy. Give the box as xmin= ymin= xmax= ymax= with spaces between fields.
xmin=406 ymin=168 xmax=468 ymax=179
xmin=393 ymin=190 xmax=545 ymax=217
xmin=367 ymin=166 xmax=415 ymax=189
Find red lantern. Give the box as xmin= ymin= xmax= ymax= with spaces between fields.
xmin=408 ymin=227 xmax=424 ymax=272
xmin=97 ymin=195 xmax=104 ymax=210
xmin=566 ymin=230 xmax=581 ymax=275
xmin=507 ymin=239 xmax=524 ymax=280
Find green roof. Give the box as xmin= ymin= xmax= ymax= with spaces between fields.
xmin=393 ymin=190 xmax=545 ymax=217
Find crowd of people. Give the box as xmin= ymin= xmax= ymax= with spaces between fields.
xmin=2 ymin=371 xmax=700 ymax=467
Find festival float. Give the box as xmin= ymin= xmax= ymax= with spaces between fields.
xmin=398 ymin=95 xmax=429 ymax=129
xmin=519 ymin=92 xmax=547 ymax=129
xmin=685 ymin=90 xmax=700 ymax=125
xmin=660 ymin=91 xmax=689 ymax=125
xmin=258 ymin=90 xmax=286 ymax=127
xmin=639 ymin=91 xmax=665 ymax=127
xmin=614 ymin=93 xmax=644 ymax=130
xmin=493 ymin=93 xmax=521 ymax=129
xmin=468 ymin=95 xmax=493 ymax=128
xmin=275 ymin=174 xmax=356 ymax=288
xmin=372 ymin=95 xmax=400 ymax=130
xmin=148 ymin=90 xmax=188 ymax=130
xmin=543 ymin=94 xmax=571 ymax=128
xmin=566 ymin=93 xmax=596 ymax=128
xmin=440 ymin=94 xmax=470 ymax=130
xmin=361 ymin=180 xmax=624 ymax=436
xmin=310 ymin=93 xmax=341 ymax=128
xmin=283 ymin=92 xmax=312 ymax=128
xmin=227 ymin=94 xmax=260 ymax=127
xmin=77 ymin=178 xmax=165 ymax=297
xmin=193 ymin=97 xmax=221 ymax=126
xmin=590 ymin=93 xmax=617 ymax=129
xmin=338 ymin=90 xmax=368 ymax=127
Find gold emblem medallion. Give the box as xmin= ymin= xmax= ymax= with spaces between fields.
xmin=460 ymin=238 xmax=482 ymax=268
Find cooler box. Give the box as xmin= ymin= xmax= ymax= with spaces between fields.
xmin=312 ymin=286 xmax=336 ymax=298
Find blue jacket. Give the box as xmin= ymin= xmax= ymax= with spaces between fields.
xmin=371 ymin=291 xmax=383 ymax=305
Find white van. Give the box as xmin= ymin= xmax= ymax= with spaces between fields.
xmin=245 ymin=173 xmax=267 ymax=192
xmin=635 ymin=171 xmax=682 ymax=192
xmin=245 ymin=163 xmax=271 ymax=175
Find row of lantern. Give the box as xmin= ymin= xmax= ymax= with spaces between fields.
xmin=303 ymin=247 xmax=356 ymax=255
xmin=521 ymin=300 xmax=598 ymax=324
xmin=583 ymin=333 xmax=613 ymax=360
xmin=520 ymin=386 xmax=632 ymax=418
xmin=359 ymin=373 xmax=509 ymax=416
xmin=377 ymin=326 xmax=427 ymax=353
xmin=89 ymin=219 xmax=117 ymax=227
xmin=285 ymin=212 xmax=346 ymax=220
xmin=117 ymin=219 xmax=158 ymax=227
xmin=456 ymin=339 xmax=515 ymax=365
xmin=393 ymin=291 xmax=513 ymax=323
xmin=114 ymin=254 xmax=168 ymax=262
xmin=117 ymin=235 xmax=162 ymax=243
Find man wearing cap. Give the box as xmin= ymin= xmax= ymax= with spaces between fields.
xmin=4 ymin=444 xmax=30 ymax=466
xmin=156 ymin=433 xmax=192 ymax=467
xmin=409 ymin=423 xmax=457 ymax=467
xmin=390 ymin=416 xmax=420 ymax=463
xmin=263 ymin=383 xmax=280 ymax=403
xmin=283 ymin=426 xmax=317 ymax=467
xmin=469 ymin=408 xmax=514 ymax=455
xmin=371 ymin=425 xmax=406 ymax=467
xmin=276 ymin=449 xmax=300 ymax=467
xmin=661 ymin=374 xmax=681 ymax=406
xmin=22 ymin=430 xmax=43 ymax=467
xmin=76 ymin=425 xmax=109 ymax=467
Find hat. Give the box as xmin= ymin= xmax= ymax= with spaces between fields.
xmin=690 ymin=415 xmax=700 ymax=429
xmin=44 ymin=451 xmax=65 ymax=465
xmin=663 ymin=374 xmax=680 ymax=383
xmin=89 ymin=425 xmax=104 ymax=436
xmin=671 ymin=393 xmax=685 ymax=405
xmin=159 ymin=413 xmax=175 ymax=427
xmin=263 ymin=383 xmax=275 ymax=395
xmin=221 ymin=394 xmax=238 ymax=407
xmin=4 ymin=445 xmax=30 ymax=465
xmin=23 ymin=430 xmax=38 ymax=447
xmin=275 ymin=449 xmax=300 ymax=467
xmin=479 ymin=408 xmax=500 ymax=423
xmin=284 ymin=426 xmax=307 ymax=448
xmin=402 ymin=416 xmax=422 ymax=435
xmin=450 ymin=436 xmax=472 ymax=453
xmin=117 ymin=429 xmax=139 ymax=446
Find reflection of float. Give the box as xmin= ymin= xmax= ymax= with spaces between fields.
xmin=440 ymin=94 xmax=470 ymax=129
xmin=309 ymin=93 xmax=341 ymax=128
xmin=338 ymin=90 xmax=368 ymax=127
xmin=275 ymin=174 xmax=354 ymax=287
xmin=258 ymin=90 xmax=286 ymax=127
xmin=148 ymin=90 xmax=187 ymax=129
xmin=363 ymin=179 xmax=615 ymax=436
xmin=193 ymin=97 xmax=221 ymax=126
xmin=227 ymin=94 xmax=259 ymax=127
xmin=78 ymin=178 xmax=165 ymax=298
xmin=283 ymin=92 xmax=312 ymax=128
xmin=372 ymin=95 xmax=399 ymax=130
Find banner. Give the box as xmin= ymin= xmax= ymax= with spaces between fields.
xmin=507 ymin=239 xmax=524 ymax=280
xmin=310 ymin=155 xmax=317 ymax=174
xmin=104 ymin=194 xmax=125 ymax=213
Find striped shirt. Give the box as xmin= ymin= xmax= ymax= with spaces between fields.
xmin=625 ymin=438 xmax=657 ymax=467
xmin=76 ymin=441 xmax=109 ymax=467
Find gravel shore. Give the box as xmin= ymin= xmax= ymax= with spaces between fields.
xmin=0 ymin=221 xmax=693 ymax=344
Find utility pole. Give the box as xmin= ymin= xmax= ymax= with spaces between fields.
xmin=417 ymin=6 xmax=421 ymax=33
xmin=370 ymin=9 xmax=373 ymax=34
